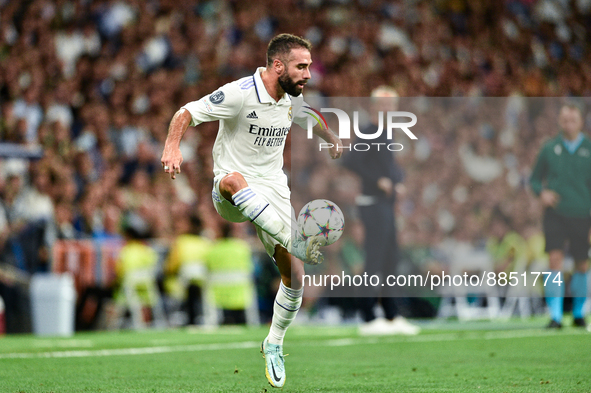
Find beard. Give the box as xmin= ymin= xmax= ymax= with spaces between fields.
xmin=278 ymin=71 xmax=305 ymax=97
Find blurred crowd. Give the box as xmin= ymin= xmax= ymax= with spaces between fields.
xmin=1 ymin=0 xmax=590 ymax=328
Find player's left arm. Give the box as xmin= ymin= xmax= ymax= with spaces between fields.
xmin=291 ymin=96 xmax=342 ymax=159
xmin=312 ymin=124 xmax=343 ymax=159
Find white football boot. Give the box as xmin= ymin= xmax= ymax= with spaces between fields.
xmin=288 ymin=234 xmax=324 ymax=265
xmin=261 ymin=337 xmax=286 ymax=388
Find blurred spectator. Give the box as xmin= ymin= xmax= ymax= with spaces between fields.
xmin=73 ymin=187 xmax=103 ymax=237
xmin=2 ymin=170 xmax=55 ymax=273
xmin=486 ymin=207 xmax=528 ymax=276
xmin=342 ymin=86 xmax=420 ymax=336
xmin=55 ymin=201 xmax=79 ymax=240
xmin=529 ymin=101 xmax=591 ymax=329
xmin=113 ymin=212 xmax=159 ymax=328
xmin=93 ymin=204 xmax=123 ymax=242
xmin=164 ymin=213 xmax=211 ymax=325
xmin=205 ymin=222 xmax=255 ymax=325
xmin=12 ymin=88 xmax=43 ymax=145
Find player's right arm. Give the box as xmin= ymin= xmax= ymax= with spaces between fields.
xmin=162 ymin=109 xmax=192 ymax=179
xmin=161 ymin=84 xmax=244 ymax=179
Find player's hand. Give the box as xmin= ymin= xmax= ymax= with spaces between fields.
xmin=540 ymin=189 xmax=560 ymax=207
xmin=161 ymin=146 xmax=183 ymax=179
xmin=329 ymin=135 xmax=343 ymax=159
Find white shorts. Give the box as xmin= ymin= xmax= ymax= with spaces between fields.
xmin=212 ymin=173 xmax=295 ymax=258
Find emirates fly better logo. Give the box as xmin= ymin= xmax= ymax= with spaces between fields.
xmin=303 ymin=106 xmax=417 ymax=151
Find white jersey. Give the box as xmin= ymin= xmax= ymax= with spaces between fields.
xmin=182 ymin=67 xmax=307 ymax=179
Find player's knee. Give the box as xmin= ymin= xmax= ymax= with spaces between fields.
xmin=220 ymin=172 xmax=248 ymax=200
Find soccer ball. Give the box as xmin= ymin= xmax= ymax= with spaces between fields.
xmin=297 ymin=199 xmax=345 ymax=246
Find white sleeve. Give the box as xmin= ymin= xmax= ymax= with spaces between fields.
xmin=290 ymin=95 xmax=310 ymax=129
xmin=181 ymin=82 xmax=244 ymax=126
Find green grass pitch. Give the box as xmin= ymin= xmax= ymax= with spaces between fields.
xmin=0 ymin=319 xmax=589 ymax=392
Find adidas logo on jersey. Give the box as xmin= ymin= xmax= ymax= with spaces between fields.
xmin=246 ymin=111 xmax=258 ymax=119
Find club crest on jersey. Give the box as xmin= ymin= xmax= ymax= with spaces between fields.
xmin=210 ymin=91 xmax=225 ymax=105
xmin=288 ymin=106 xmax=292 ymax=122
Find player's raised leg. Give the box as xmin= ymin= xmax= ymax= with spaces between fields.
xmin=220 ymin=172 xmax=290 ymax=244
xmin=261 ymin=246 xmax=305 ymax=388
xmin=219 ymin=172 xmax=322 ymax=265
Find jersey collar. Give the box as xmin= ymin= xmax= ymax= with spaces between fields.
xmin=253 ymin=67 xmax=290 ymax=105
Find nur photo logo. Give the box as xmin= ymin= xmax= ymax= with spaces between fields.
xmin=304 ymin=106 xmax=418 ymax=152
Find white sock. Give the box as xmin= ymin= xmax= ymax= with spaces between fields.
xmin=232 ymin=187 xmax=291 ymax=249
xmin=267 ymin=281 xmax=303 ymax=345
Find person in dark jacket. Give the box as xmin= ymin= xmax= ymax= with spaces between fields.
xmin=530 ymin=101 xmax=591 ymax=329
xmin=343 ymin=86 xmax=419 ymax=336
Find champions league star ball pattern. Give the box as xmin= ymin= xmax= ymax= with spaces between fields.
xmin=297 ymin=199 xmax=345 ymax=246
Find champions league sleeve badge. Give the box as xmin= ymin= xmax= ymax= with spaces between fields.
xmin=210 ymin=90 xmax=225 ymax=105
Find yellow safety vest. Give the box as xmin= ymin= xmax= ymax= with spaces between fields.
xmin=164 ymin=235 xmax=211 ymax=299
xmin=206 ymin=238 xmax=253 ymax=311
xmin=116 ymin=241 xmax=158 ymax=305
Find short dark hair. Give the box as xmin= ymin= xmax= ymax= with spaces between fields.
xmin=561 ymin=99 xmax=585 ymax=117
xmin=266 ymin=34 xmax=312 ymax=67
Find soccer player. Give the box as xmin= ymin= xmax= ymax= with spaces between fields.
xmin=530 ymin=101 xmax=590 ymax=329
xmin=161 ymin=34 xmax=342 ymax=388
